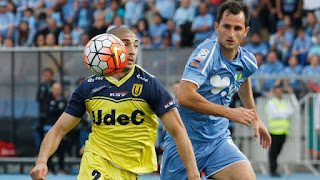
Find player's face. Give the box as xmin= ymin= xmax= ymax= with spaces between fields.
xmin=118 ymin=33 xmax=139 ymax=72
xmin=214 ymin=10 xmax=249 ymax=53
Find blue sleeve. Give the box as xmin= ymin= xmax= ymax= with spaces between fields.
xmin=242 ymin=52 xmax=258 ymax=77
xmin=64 ymin=83 xmax=86 ymax=118
xmin=148 ymin=78 xmax=177 ymax=117
xmin=181 ymin=41 xmax=216 ymax=87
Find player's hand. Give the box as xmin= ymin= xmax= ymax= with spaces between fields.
xmin=30 ymin=162 xmax=48 ymax=180
xmin=226 ymin=107 xmax=255 ymax=126
xmin=252 ymin=119 xmax=271 ymax=149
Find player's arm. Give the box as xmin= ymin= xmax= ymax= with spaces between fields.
xmin=179 ymin=80 xmax=255 ymax=126
xmin=30 ymin=112 xmax=81 ymax=180
xmin=238 ymin=77 xmax=271 ymax=148
xmin=160 ymin=108 xmax=200 ymax=180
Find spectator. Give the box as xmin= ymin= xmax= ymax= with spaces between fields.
xmin=45 ymin=33 xmax=58 ymax=47
xmin=242 ymin=0 xmax=260 ymax=34
xmin=2 ymin=37 xmax=14 ymax=47
xmin=79 ymin=33 xmax=90 ymax=46
xmin=136 ymin=18 xmax=149 ymax=41
xmin=243 ymin=32 xmax=269 ymax=58
xmin=191 ymin=2 xmax=214 ymax=47
xmin=0 ymin=34 xmax=2 ymax=46
xmin=147 ymin=0 xmax=177 ymax=21
xmin=36 ymin=68 xmax=56 ymax=148
xmin=276 ymin=0 xmax=303 ymax=29
xmin=106 ymin=15 xmax=127 ymax=32
xmin=302 ymin=55 xmax=320 ymax=93
xmin=89 ymin=14 xmax=108 ymax=38
xmin=260 ymin=50 xmax=284 ymax=96
xmin=93 ymin=0 xmax=108 ymax=21
xmin=39 ymin=18 xmax=61 ymax=44
xmin=44 ymin=82 xmax=67 ymax=174
xmin=269 ymin=20 xmax=294 ymax=62
xmin=281 ymin=55 xmax=303 ymax=98
xmin=309 ymin=32 xmax=320 ymax=56
xmin=122 ymin=0 xmax=145 ymax=27
xmin=149 ymin=12 xmax=167 ymax=47
xmin=61 ymin=33 xmax=73 ymax=46
xmin=15 ymin=21 xmax=36 ymax=47
xmin=37 ymin=12 xmax=47 ymax=32
xmin=291 ymin=27 xmax=312 ymax=66
xmin=20 ymin=8 xmax=37 ymax=30
xmin=51 ymin=4 xmax=65 ymax=28
xmin=58 ymin=23 xmax=81 ymax=46
xmin=267 ymin=82 xmax=294 ymax=177
xmin=253 ymin=0 xmax=277 ymax=34
xmin=16 ymin=0 xmax=45 ymax=14
xmin=173 ymin=0 xmax=195 ymax=30
xmin=104 ymin=0 xmax=124 ymax=27
xmin=166 ymin=19 xmax=180 ymax=48
xmin=251 ymin=53 xmax=265 ymax=97
xmin=0 ymin=1 xmax=15 ymax=39
xmin=140 ymin=31 xmax=153 ymax=49
xmin=73 ymin=0 xmax=94 ymax=33
xmin=305 ymin=11 xmax=320 ymax=39
xmin=34 ymin=34 xmax=46 ymax=47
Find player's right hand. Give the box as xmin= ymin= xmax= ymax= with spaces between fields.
xmin=30 ymin=163 xmax=48 ymax=180
xmin=226 ymin=107 xmax=255 ymax=126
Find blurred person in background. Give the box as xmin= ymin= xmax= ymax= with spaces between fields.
xmin=149 ymin=12 xmax=167 ymax=47
xmin=39 ymin=18 xmax=61 ymax=44
xmin=106 ymin=15 xmax=127 ymax=32
xmin=36 ymin=68 xmax=56 ymax=149
xmin=45 ymin=33 xmax=59 ymax=47
xmin=302 ymin=55 xmax=320 ymax=93
xmin=267 ymin=82 xmax=293 ymax=177
xmin=19 ymin=8 xmax=37 ymax=30
xmin=281 ymin=55 xmax=303 ymax=98
xmin=165 ymin=19 xmax=180 ymax=48
xmin=44 ymin=82 xmax=67 ymax=174
xmin=93 ymin=0 xmax=107 ymax=21
xmin=51 ymin=3 xmax=65 ymax=28
xmin=136 ymin=18 xmax=149 ymax=41
xmin=147 ymin=0 xmax=176 ymax=22
xmin=173 ymin=0 xmax=195 ymax=31
xmin=37 ymin=11 xmax=47 ymax=32
xmin=73 ymin=0 xmax=94 ymax=33
xmin=291 ymin=27 xmax=312 ymax=66
xmin=276 ymin=0 xmax=303 ymax=29
xmin=243 ymin=32 xmax=269 ymax=58
xmin=104 ymin=0 xmax=124 ymax=27
xmin=122 ymin=0 xmax=145 ymax=27
xmin=0 ymin=1 xmax=15 ymax=40
xmin=34 ymin=34 xmax=46 ymax=47
xmin=269 ymin=20 xmax=294 ymax=62
xmin=140 ymin=31 xmax=153 ymax=49
xmin=15 ymin=20 xmax=36 ymax=47
xmin=61 ymin=33 xmax=73 ymax=46
xmin=58 ymin=23 xmax=80 ymax=46
xmin=89 ymin=14 xmax=108 ymax=38
xmin=251 ymin=53 xmax=265 ymax=98
xmin=260 ymin=50 xmax=284 ymax=96
xmin=305 ymin=11 xmax=320 ymax=39
xmin=2 ymin=37 xmax=14 ymax=47
xmin=309 ymin=32 xmax=320 ymax=56
xmin=191 ymin=2 xmax=214 ymax=47
xmin=79 ymin=33 xmax=90 ymax=46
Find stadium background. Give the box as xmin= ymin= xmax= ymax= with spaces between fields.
xmin=0 ymin=0 xmax=320 ymax=179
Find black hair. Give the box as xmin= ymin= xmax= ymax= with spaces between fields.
xmin=216 ymin=1 xmax=250 ymax=27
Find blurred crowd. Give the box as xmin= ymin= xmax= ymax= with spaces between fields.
xmin=0 ymin=0 xmax=320 ymax=97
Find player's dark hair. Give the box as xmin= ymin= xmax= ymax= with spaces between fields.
xmin=216 ymin=1 xmax=250 ymax=27
xmin=42 ymin=68 xmax=54 ymax=75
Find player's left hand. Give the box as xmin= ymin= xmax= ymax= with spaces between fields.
xmin=252 ymin=119 xmax=271 ymax=148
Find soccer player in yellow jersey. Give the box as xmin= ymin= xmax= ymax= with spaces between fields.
xmin=30 ymin=27 xmax=201 ymax=180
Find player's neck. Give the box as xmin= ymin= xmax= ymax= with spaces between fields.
xmin=221 ymin=48 xmax=238 ymax=60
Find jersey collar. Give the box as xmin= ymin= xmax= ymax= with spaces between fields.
xmin=105 ymin=65 xmax=136 ymax=87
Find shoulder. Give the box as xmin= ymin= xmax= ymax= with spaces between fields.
xmin=134 ymin=65 xmax=155 ymax=82
xmin=240 ymin=47 xmax=258 ymax=70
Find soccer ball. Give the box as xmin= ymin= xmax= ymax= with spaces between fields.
xmin=84 ymin=33 xmax=128 ymax=76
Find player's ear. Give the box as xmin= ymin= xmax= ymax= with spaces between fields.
xmin=214 ymin=22 xmax=219 ymax=32
xmin=244 ymin=26 xmax=250 ymax=38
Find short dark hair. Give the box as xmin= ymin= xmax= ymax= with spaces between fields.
xmin=216 ymin=1 xmax=250 ymax=27
xmin=42 ymin=68 xmax=54 ymax=75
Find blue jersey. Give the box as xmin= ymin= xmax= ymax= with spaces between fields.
xmin=178 ymin=37 xmax=258 ymax=143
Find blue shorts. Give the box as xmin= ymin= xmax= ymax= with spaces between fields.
xmin=160 ymin=130 xmax=249 ymax=180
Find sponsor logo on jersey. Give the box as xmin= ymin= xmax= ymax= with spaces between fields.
xmin=164 ymin=100 xmax=175 ymax=109
xmin=195 ymin=49 xmax=209 ymax=62
xmin=189 ymin=60 xmax=204 ymax=69
xmin=110 ymin=91 xmax=128 ymax=97
xmin=137 ymin=74 xmax=148 ymax=82
xmin=91 ymin=109 xmax=145 ymax=125
xmin=92 ymin=85 xmax=109 ymax=93
xmin=132 ymin=84 xmax=143 ymax=97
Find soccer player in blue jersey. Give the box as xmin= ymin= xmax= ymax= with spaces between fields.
xmin=161 ymin=1 xmax=272 ymax=180
xmin=30 ymin=27 xmax=200 ymax=180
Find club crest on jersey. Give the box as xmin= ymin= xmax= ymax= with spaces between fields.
xmin=132 ymin=84 xmax=143 ymax=97
xmin=195 ymin=49 xmax=209 ymax=62
xmin=235 ymin=73 xmax=242 ymax=80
